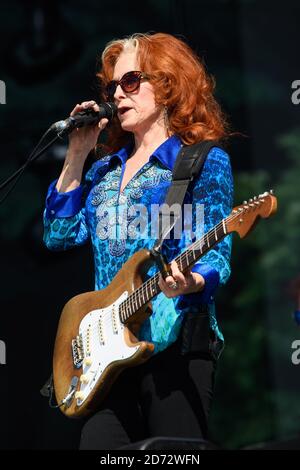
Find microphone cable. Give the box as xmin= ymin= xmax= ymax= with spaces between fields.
xmin=0 ymin=126 xmax=59 ymax=205
xmin=0 ymin=102 xmax=117 ymax=205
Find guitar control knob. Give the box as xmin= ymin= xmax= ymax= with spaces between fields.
xmin=84 ymin=357 xmax=92 ymax=366
xmin=75 ymin=391 xmax=85 ymax=401
xmin=80 ymin=374 xmax=89 ymax=384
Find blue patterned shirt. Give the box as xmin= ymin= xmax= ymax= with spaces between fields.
xmin=43 ymin=135 xmax=233 ymax=353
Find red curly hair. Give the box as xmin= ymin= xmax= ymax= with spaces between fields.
xmin=97 ymin=32 xmax=229 ymax=153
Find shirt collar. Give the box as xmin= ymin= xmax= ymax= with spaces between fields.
xmin=107 ymin=134 xmax=183 ymax=171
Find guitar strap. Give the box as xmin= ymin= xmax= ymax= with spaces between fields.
xmin=151 ymin=139 xmax=224 ymax=358
xmin=151 ymin=140 xmax=220 ymax=275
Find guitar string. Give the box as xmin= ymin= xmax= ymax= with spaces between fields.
xmin=80 ymin=197 xmax=270 ymax=344
xmin=78 ymin=207 xmax=248 ymax=343
xmin=78 ymin=205 xmax=256 ymax=344
xmin=119 ymin=207 xmax=244 ymax=318
xmin=78 ymin=216 xmax=229 ymax=342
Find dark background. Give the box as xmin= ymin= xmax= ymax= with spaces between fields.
xmin=0 ymin=0 xmax=300 ymax=449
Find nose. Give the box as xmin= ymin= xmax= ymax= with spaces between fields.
xmin=114 ymin=83 xmax=126 ymax=101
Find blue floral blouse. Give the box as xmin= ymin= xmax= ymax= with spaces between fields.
xmin=43 ymin=135 xmax=233 ymax=354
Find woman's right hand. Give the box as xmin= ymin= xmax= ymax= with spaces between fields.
xmin=67 ymin=100 xmax=109 ymax=161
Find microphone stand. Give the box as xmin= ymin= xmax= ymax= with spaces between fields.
xmin=0 ymin=127 xmax=62 ymax=205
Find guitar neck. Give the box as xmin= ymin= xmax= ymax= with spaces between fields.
xmin=119 ymin=216 xmax=229 ymax=323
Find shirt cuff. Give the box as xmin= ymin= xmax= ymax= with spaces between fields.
xmin=45 ymin=180 xmax=84 ymax=218
xmin=178 ymin=263 xmax=220 ymax=307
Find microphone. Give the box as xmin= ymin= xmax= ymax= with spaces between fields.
xmin=51 ymin=102 xmax=117 ymax=136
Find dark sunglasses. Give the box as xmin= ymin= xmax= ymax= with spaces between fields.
xmin=105 ymin=71 xmax=148 ymax=99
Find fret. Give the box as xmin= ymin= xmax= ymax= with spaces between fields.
xmin=145 ymin=283 xmax=150 ymax=300
xmin=124 ymin=304 xmax=128 ymax=322
xmin=206 ymin=233 xmax=210 ymax=248
xmin=127 ymin=304 xmax=131 ymax=320
xmin=144 ymin=284 xmax=149 ymax=302
xmin=120 ymin=306 xmax=124 ymax=323
xmin=135 ymin=292 xmax=140 ymax=310
xmin=201 ymin=239 xmax=206 ymax=253
xmin=141 ymin=287 xmax=145 ymax=304
xmin=119 ymin=306 xmax=123 ymax=323
xmin=128 ymin=301 xmax=132 ymax=317
xmin=120 ymin=304 xmax=124 ymax=322
xmin=178 ymin=255 xmax=183 ymax=271
xmin=185 ymin=251 xmax=189 ymax=269
xmin=206 ymin=232 xmax=211 ymax=249
xmin=124 ymin=306 xmax=128 ymax=321
xmin=146 ymin=283 xmax=151 ymax=301
xmin=218 ymin=223 xmax=223 ymax=239
xmin=122 ymin=306 xmax=126 ymax=322
xmin=131 ymin=298 xmax=135 ymax=315
xmin=187 ymin=251 xmax=191 ymax=268
xmin=222 ymin=219 xmax=227 ymax=234
xmin=183 ymin=251 xmax=186 ymax=266
xmin=142 ymin=285 xmax=147 ymax=303
xmin=214 ymin=226 xmax=218 ymax=241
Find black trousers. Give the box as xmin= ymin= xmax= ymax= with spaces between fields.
xmin=79 ymin=337 xmax=216 ymax=450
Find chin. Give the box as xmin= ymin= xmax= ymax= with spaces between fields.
xmin=120 ymin=120 xmax=137 ymax=132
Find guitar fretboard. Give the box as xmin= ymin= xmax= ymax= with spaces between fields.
xmin=119 ymin=217 xmax=228 ymax=323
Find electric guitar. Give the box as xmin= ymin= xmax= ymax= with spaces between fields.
xmin=53 ymin=191 xmax=277 ymax=418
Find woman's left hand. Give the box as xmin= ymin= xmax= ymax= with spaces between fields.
xmin=158 ymin=260 xmax=205 ymax=298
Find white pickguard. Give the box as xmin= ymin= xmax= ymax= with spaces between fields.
xmin=76 ymin=291 xmax=140 ymax=406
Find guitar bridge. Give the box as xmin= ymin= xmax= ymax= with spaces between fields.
xmin=71 ymin=334 xmax=83 ymax=369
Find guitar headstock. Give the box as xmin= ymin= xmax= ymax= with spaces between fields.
xmin=226 ymin=190 xmax=277 ymax=238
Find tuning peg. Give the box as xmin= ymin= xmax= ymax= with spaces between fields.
xmin=249 ymin=198 xmax=253 ymax=203
xmin=270 ymin=189 xmax=274 ymax=194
